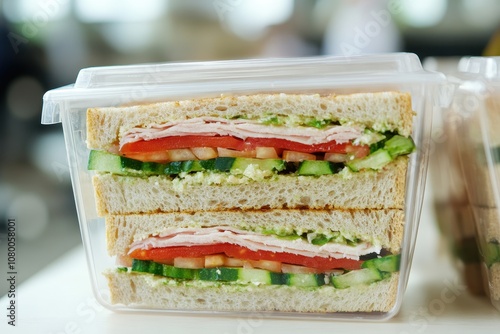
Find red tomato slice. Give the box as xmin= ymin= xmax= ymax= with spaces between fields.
xmin=129 ymin=244 xmax=363 ymax=271
xmin=121 ymin=135 xmax=360 ymax=156
xmin=121 ymin=136 xmax=246 ymax=155
xmin=245 ymin=138 xmax=350 ymax=154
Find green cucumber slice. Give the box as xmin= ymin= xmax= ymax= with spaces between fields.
xmin=164 ymin=161 xmax=183 ymax=174
xmin=181 ymin=160 xmax=204 ymax=172
xmin=384 ymin=135 xmax=415 ymax=158
xmin=361 ymin=254 xmax=400 ymax=273
xmin=330 ymin=268 xmax=382 ymax=289
xmin=231 ymin=158 xmax=285 ymax=173
xmin=297 ymin=160 xmax=343 ymax=176
xmin=346 ymin=149 xmax=393 ymax=172
xmin=88 ymin=150 xmax=135 ymax=175
xmin=88 ymin=150 xmax=166 ymax=176
xmin=163 ymin=265 xmax=199 ymax=280
xmin=198 ymin=267 xmax=239 ymax=282
xmin=214 ymin=157 xmax=236 ymax=172
xmin=286 ymin=273 xmax=326 ymax=287
xmin=131 ymin=259 xmax=151 ymax=273
xmin=199 ymin=159 xmax=216 ymax=170
xmin=483 ymin=242 xmax=500 ymax=267
xmin=131 ymin=260 xmax=324 ymax=287
xmin=237 ymin=268 xmax=272 ymax=284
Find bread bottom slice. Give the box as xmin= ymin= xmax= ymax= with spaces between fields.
xmin=93 ymin=157 xmax=407 ymax=215
xmin=104 ymin=270 xmax=399 ymax=313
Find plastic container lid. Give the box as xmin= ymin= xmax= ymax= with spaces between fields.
xmin=42 ymin=53 xmax=442 ymax=125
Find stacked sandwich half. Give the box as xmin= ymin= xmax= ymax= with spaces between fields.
xmin=86 ymin=92 xmax=415 ymax=313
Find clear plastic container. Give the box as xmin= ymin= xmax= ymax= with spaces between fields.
xmin=41 ymin=53 xmax=442 ymax=320
xmin=424 ymin=57 xmax=486 ymax=296
xmin=450 ymin=56 xmax=500 ymax=311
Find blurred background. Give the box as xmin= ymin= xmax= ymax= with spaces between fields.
xmin=0 ymin=0 xmax=500 ymax=297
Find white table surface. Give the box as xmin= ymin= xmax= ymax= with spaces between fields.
xmin=2 ymin=190 xmax=500 ymax=334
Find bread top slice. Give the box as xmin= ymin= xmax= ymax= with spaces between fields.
xmin=106 ymin=209 xmax=405 ymax=257
xmin=87 ymin=92 xmax=414 ymax=151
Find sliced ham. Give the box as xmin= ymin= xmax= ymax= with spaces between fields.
xmin=120 ymin=117 xmax=363 ymax=148
xmin=128 ymin=227 xmax=381 ymax=261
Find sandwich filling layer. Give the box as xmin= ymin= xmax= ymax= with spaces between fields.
xmin=128 ymin=226 xmax=381 ymax=260
xmin=116 ymin=116 xmax=398 ymax=164
xmin=122 ymin=225 xmax=399 ymax=291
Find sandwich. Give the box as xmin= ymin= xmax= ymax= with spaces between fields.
xmin=455 ymin=94 xmax=500 ymax=307
xmin=86 ymin=92 xmax=416 ymax=313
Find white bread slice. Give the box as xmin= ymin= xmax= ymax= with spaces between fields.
xmin=473 ymin=206 xmax=500 ymax=243
xmin=104 ymin=270 xmax=399 ymax=313
xmin=489 ymin=262 xmax=500 ymax=301
xmin=92 ymin=157 xmax=407 ymax=215
xmin=87 ymin=92 xmax=414 ymax=151
xmin=106 ymin=209 xmax=404 ymax=257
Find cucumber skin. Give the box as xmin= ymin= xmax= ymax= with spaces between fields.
xmin=346 ymin=149 xmax=393 ymax=172
xmin=330 ymin=268 xmax=382 ymax=289
xmin=297 ymin=160 xmax=343 ymax=176
xmin=384 ymin=135 xmax=415 ymax=158
xmin=361 ymin=254 xmax=400 ymax=273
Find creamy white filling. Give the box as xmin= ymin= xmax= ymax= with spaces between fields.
xmin=120 ymin=117 xmax=363 ymax=148
xmin=128 ymin=227 xmax=381 ymax=261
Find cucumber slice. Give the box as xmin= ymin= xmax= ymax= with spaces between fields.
xmin=238 ymin=268 xmax=272 ymax=285
xmin=164 ymin=161 xmax=183 ymax=174
xmin=130 ymin=260 xmax=324 ymax=287
xmin=297 ymin=160 xmax=343 ymax=176
xmin=88 ymin=150 xmax=135 ymax=175
xmin=384 ymin=135 xmax=415 ymax=158
xmin=483 ymin=242 xmax=500 ymax=267
xmin=181 ymin=160 xmax=204 ymax=172
xmin=198 ymin=267 xmax=239 ymax=282
xmin=199 ymin=159 xmax=216 ymax=170
xmin=131 ymin=259 xmax=151 ymax=273
xmin=346 ymin=149 xmax=393 ymax=172
xmin=163 ymin=265 xmax=199 ymax=280
xmin=231 ymin=158 xmax=285 ymax=173
xmin=142 ymin=161 xmax=167 ymax=175
xmin=286 ymin=273 xmax=326 ymax=287
xmin=88 ymin=150 xmax=165 ymax=175
xmin=361 ymin=254 xmax=400 ymax=273
xmin=330 ymin=268 xmax=382 ymax=289
xmin=214 ymin=157 xmax=236 ymax=172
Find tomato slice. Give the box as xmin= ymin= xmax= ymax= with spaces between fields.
xmin=121 ymin=135 xmax=357 ymax=155
xmin=245 ymin=138 xmax=350 ymax=154
xmin=129 ymin=244 xmax=363 ymax=271
xmin=121 ymin=136 xmax=246 ymax=155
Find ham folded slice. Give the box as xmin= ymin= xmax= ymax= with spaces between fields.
xmin=128 ymin=227 xmax=381 ymax=261
xmin=120 ymin=117 xmax=363 ymax=148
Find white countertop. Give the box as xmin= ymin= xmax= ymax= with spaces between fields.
xmin=2 ymin=190 xmax=500 ymax=334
